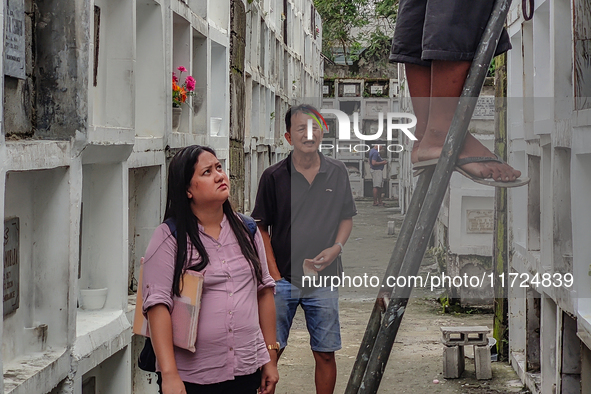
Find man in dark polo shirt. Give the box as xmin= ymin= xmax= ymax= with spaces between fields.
xmin=252 ymin=104 xmax=356 ymax=394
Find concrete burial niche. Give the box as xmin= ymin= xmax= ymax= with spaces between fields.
xmin=80 ymin=163 xmax=126 ymax=312
xmin=3 ymin=168 xmax=70 ymax=383
xmin=264 ymin=88 xmax=274 ymax=142
xmin=128 ymin=166 xmax=163 ymax=295
xmin=192 ymin=30 xmax=208 ymax=135
xmin=573 ymin=153 xmax=591 ymax=296
xmin=210 ymin=40 xmax=228 ymax=139
xmin=80 ymin=347 xmax=131 ymax=394
xmin=173 ymin=13 xmax=192 ymax=134
xmin=207 ymin=0 xmax=228 ymax=32
xmin=135 ymin=0 xmax=166 ymax=138
xmin=91 ymin=0 xmax=134 ymax=131
xmin=189 ymin=0 xmax=206 ymax=19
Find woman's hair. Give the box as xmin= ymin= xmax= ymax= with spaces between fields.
xmin=163 ymin=145 xmax=263 ymax=297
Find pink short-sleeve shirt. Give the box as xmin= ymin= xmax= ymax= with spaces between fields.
xmin=141 ymin=214 xmax=275 ymax=385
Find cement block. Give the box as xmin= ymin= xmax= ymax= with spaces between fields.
xmin=441 ymin=326 xmax=489 ymax=346
xmin=442 ymin=345 xmax=465 ymax=379
xmin=474 ymin=345 xmax=492 ymax=380
xmin=387 ymin=221 xmax=395 ymax=235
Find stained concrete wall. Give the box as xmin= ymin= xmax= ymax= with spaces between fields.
xmin=1 ymin=0 xmax=322 ymax=393
xmin=3 ymin=0 xmax=35 ymax=138
xmin=241 ymin=0 xmax=323 ymax=213
xmin=35 ymin=0 xmax=88 ymax=139
xmin=506 ymin=0 xmax=591 ymax=392
xmin=4 ymin=0 xmax=88 ymax=139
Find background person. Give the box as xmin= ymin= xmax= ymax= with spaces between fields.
xmin=368 ymin=144 xmax=388 ymax=206
xmin=142 ymin=145 xmax=279 ymax=394
xmin=252 ymin=104 xmax=357 ymax=394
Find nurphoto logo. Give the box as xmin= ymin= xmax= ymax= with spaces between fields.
xmin=307 ymin=109 xmax=418 ymax=153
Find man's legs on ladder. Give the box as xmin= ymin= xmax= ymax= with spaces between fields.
xmin=407 ymin=61 xmax=522 ymax=182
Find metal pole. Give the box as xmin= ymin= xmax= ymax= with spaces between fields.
xmin=493 ymin=52 xmax=509 ymax=361
xmin=357 ymin=0 xmax=512 ymax=392
xmin=345 ymin=168 xmax=433 ymax=394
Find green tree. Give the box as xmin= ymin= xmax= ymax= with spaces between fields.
xmin=314 ymin=0 xmax=370 ymax=65
xmin=314 ymin=0 xmax=398 ymax=65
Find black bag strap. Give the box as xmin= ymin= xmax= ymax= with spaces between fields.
xmin=164 ymin=217 xmax=177 ymax=238
xmin=237 ymin=213 xmax=257 ymax=237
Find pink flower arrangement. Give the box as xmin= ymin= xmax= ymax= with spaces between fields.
xmin=185 ymin=76 xmax=196 ymax=91
xmin=172 ymin=66 xmax=196 ymax=107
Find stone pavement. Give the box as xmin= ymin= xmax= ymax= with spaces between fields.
xmin=274 ymin=200 xmax=528 ymax=394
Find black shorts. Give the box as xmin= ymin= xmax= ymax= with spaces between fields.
xmin=389 ymin=0 xmax=512 ymax=66
xmin=157 ymin=369 xmax=261 ymax=394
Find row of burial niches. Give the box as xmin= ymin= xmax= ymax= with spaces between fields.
xmin=3 ymin=164 xmax=132 ymax=363
xmin=92 ymin=0 xmax=227 ymax=138
xmin=4 ymin=169 xmax=70 ymax=364
xmin=3 ymin=0 xmax=227 ymax=141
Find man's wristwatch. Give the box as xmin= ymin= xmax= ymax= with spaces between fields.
xmin=267 ymin=342 xmax=281 ymax=352
xmin=334 ymin=242 xmax=344 ymax=255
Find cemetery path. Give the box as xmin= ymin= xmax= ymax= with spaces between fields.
xmin=275 ymin=200 xmax=528 ymax=394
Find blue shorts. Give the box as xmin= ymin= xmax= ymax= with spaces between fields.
xmin=275 ymin=279 xmax=341 ymax=353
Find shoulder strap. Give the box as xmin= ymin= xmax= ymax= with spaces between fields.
xmin=237 ymin=213 xmax=257 ymax=237
xmin=165 ymin=215 xmax=256 ymax=238
xmin=164 ymin=218 xmax=177 ymax=239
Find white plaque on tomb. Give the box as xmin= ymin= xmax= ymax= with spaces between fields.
xmin=466 ymin=210 xmax=494 ymax=234
xmin=370 ymin=85 xmax=384 ymax=95
xmin=4 ymin=218 xmax=20 ymax=316
xmin=4 ymin=0 xmax=26 ymax=79
xmin=323 ymin=85 xmax=329 ymax=95
xmin=343 ymin=84 xmax=357 ymax=95
xmin=473 ymin=96 xmax=495 ymax=119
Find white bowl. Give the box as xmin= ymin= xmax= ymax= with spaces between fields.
xmin=79 ymin=288 xmax=108 ymax=310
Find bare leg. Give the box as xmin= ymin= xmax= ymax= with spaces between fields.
xmin=373 ymin=187 xmax=379 ymax=205
xmin=405 ymin=64 xmax=431 ymax=163
xmin=313 ymin=351 xmax=336 ymax=394
xmin=413 ymin=60 xmax=521 ymax=182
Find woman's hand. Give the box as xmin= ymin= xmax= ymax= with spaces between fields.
xmin=259 ymin=362 xmax=279 ymax=394
xmin=161 ymin=372 xmax=187 ymax=394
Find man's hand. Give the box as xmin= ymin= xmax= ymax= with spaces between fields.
xmin=309 ymin=245 xmax=341 ymax=272
xmin=260 ymin=361 xmax=279 ymax=394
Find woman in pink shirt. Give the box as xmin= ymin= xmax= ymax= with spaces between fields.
xmin=142 ymin=145 xmax=279 ymax=394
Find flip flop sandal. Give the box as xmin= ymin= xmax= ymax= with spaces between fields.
xmin=412 ymin=159 xmax=439 ymax=176
xmin=412 ymin=155 xmax=530 ymax=188
xmin=455 ymin=155 xmax=530 ymax=188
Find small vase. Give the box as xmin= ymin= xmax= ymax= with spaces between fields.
xmin=172 ymin=107 xmax=182 ymax=132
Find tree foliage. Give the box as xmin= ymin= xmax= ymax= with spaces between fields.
xmin=314 ymin=0 xmax=398 ymax=65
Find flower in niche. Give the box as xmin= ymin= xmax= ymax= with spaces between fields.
xmin=185 ymin=76 xmax=196 ymax=92
xmin=172 ymin=66 xmax=196 ymax=107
